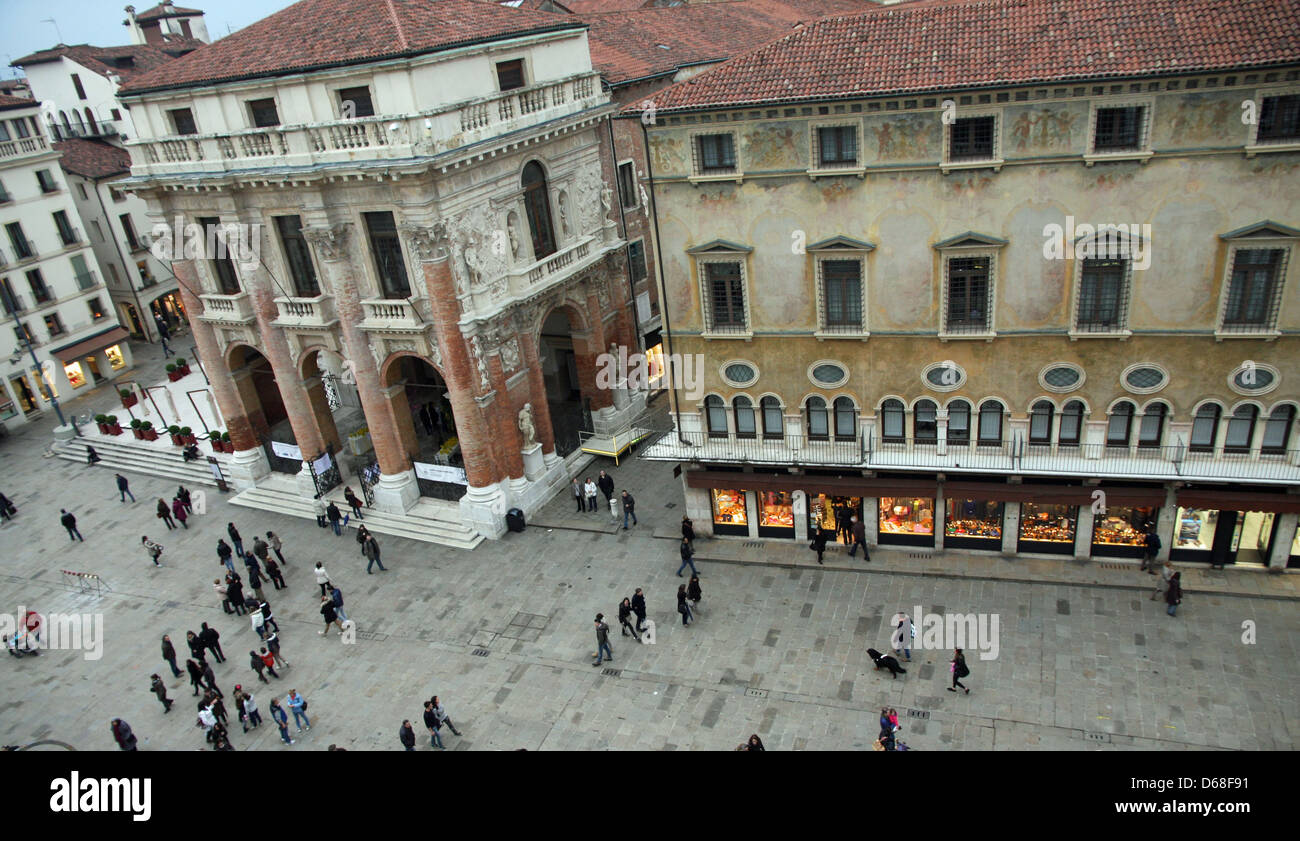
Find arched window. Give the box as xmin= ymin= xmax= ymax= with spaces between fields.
xmin=1189 ymin=403 xmax=1221 ymax=452
xmin=1261 ymin=405 xmax=1294 ymax=453
xmin=947 ymin=400 xmax=971 ymax=444
xmin=1029 ymin=400 xmax=1054 ymax=444
xmin=1107 ymin=401 xmax=1135 ymax=446
xmin=1137 ymin=403 xmax=1167 ymax=448
xmin=833 ymin=397 xmax=857 ymax=441
xmin=734 ymin=396 xmax=755 ymax=439
xmin=1058 ymin=400 xmax=1084 ymax=445
xmin=521 ymin=161 xmax=556 ymax=259
xmin=761 ymin=396 xmax=783 ymax=440
xmin=977 ymin=400 xmax=1003 ymax=445
xmin=806 ymin=396 xmax=829 ymax=440
xmin=1224 ymin=405 xmax=1258 ymax=453
xmin=880 ymin=398 xmax=905 ymax=442
xmin=705 ymin=395 xmax=727 ymax=438
xmin=914 ymin=399 xmax=937 ymax=443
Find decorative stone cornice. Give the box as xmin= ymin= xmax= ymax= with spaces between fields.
xmin=302 ymin=224 xmax=353 ymax=263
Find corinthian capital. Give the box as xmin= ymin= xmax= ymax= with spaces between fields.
xmin=399 ymin=221 xmax=451 ymax=263
xmin=301 ymin=223 xmax=353 ymax=263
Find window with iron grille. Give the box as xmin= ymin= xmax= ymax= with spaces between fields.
xmin=363 ymin=211 xmax=411 ymax=299
xmin=199 ymin=216 xmax=241 ymax=295
xmin=703 ymin=261 xmax=746 ymax=332
xmin=945 ymin=257 xmax=991 ymax=332
xmin=1093 ymin=106 xmax=1143 ymax=151
xmin=275 ymin=216 xmax=320 ymax=297
xmin=1223 ymin=249 xmax=1285 ymax=330
xmin=820 ymin=259 xmax=862 ymax=331
xmin=1258 ymin=94 xmax=1300 ymax=142
xmin=695 ymin=134 xmax=736 ymax=174
xmin=816 ymin=125 xmax=858 ymax=167
xmin=1076 ymin=258 xmax=1128 ymax=331
xmin=247 ymin=98 xmax=280 ymax=128
xmin=949 ymin=116 xmax=995 ymax=160
xmin=617 ymin=162 xmax=638 ymax=209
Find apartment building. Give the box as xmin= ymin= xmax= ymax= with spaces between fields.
xmin=636 ymin=0 xmax=1300 ymax=567
xmin=0 ymin=96 xmax=132 ymax=427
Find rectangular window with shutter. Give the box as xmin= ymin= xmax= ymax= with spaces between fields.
xmin=817 ymin=126 xmax=857 ymax=166
xmin=704 ymin=261 xmax=745 ymax=332
xmin=1223 ymin=248 xmax=1284 ymax=330
xmin=821 ymin=259 xmax=862 ymax=330
xmin=695 ymin=134 xmax=736 ymax=173
xmin=945 ymin=257 xmax=991 ymax=332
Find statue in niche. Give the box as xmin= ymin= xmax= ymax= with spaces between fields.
xmin=518 ymin=402 xmax=537 ymax=449
xmin=557 ymin=193 xmax=571 ymax=239
xmin=463 ymin=241 xmax=483 ymax=286
xmin=506 ymin=214 xmax=521 ymax=260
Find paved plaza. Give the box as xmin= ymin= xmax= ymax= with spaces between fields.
xmin=1 ymin=355 xmax=1298 ymax=751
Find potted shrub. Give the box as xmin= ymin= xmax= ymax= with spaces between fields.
xmin=176 ymin=357 xmax=191 ymax=377
xmin=221 ymin=430 xmax=232 ymax=452
xmin=141 ymin=421 xmax=159 ymax=442
xmin=180 ymin=426 xmax=195 ymax=445
xmin=165 ymin=363 xmax=181 ymax=382
xmin=106 ymin=414 xmax=122 ymax=435
xmin=168 ymin=424 xmax=184 ymax=446
xmin=130 ymin=418 xmax=144 ymax=439
xmin=120 ymin=388 xmax=138 ymax=409
xmin=209 ymin=430 xmax=224 ymax=453
xmin=94 ymin=413 xmax=109 ymax=434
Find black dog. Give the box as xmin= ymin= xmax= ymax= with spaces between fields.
xmin=868 ymin=647 xmax=907 ymax=679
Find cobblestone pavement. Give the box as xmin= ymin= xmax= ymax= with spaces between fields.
xmin=1 ymin=386 xmax=1297 ymax=751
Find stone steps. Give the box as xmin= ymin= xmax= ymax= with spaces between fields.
xmin=229 ymin=485 xmax=484 ymax=551
xmin=54 ymin=436 xmax=223 ymax=487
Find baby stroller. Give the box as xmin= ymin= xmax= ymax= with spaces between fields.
xmin=868 ymin=647 xmax=907 ymax=678
xmin=5 ymin=631 xmax=39 ymax=658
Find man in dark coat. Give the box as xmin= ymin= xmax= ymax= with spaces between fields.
xmin=60 ymin=509 xmax=83 ymax=542
xmin=399 ymin=720 xmax=417 ymax=751
xmin=199 ymin=622 xmax=224 ymax=663
xmin=631 ymin=588 xmax=647 ymax=632
xmin=326 ymin=501 xmax=344 ymax=536
xmin=226 ymin=574 xmax=246 ymax=616
xmin=185 ymin=630 xmax=207 ymax=666
xmin=597 ymin=470 xmax=615 ymax=504
xmin=110 ymin=718 xmax=138 ymax=750
xmin=848 ymin=515 xmax=870 ymax=561
xmin=150 ymin=674 xmax=173 ymax=712
xmin=621 ymin=490 xmax=637 ymax=530
xmin=161 ymin=634 xmax=182 ymax=677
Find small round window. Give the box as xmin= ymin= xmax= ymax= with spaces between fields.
xmin=1229 ymin=362 xmax=1279 ymax=396
xmin=720 ymin=361 xmax=758 ymax=388
xmin=921 ymin=360 xmax=966 ymax=392
xmin=808 ymin=361 xmax=849 ymax=388
xmin=1040 ymin=362 xmax=1085 ymax=393
xmin=1121 ymin=364 xmax=1168 ymax=394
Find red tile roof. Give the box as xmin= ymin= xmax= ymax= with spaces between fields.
xmin=12 ymin=43 xmax=200 ymax=82
xmin=52 ymin=139 xmax=133 ymax=180
xmin=634 ymin=0 xmax=1300 ymax=113
xmin=0 ymin=93 xmax=37 ymax=111
xmin=134 ymin=3 xmax=205 ymax=21
xmin=118 ymin=0 xmax=588 ymax=95
xmin=584 ymin=0 xmax=875 ymax=84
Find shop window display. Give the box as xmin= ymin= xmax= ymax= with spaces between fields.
xmin=1091 ymin=506 xmax=1158 ymax=555
xmin=809 ymin=494 xmax=861 ymax=539
xmin=105 ymin=345 xmax=126 ymax=370
xmin=1174 ymin=507 xmax=1217 ymax=551
xmin=945 ymin=499 xmax=1003 ymax=541
xmin=879 ymin=497 xmax=934 ymax=535
xmin=711 ymin=489 xmax=747 ymax=526
xmin=1230 ymin=511 xmax=1275 ymax=565
xmin=1019 ymin=503 xmax=1077 ymax=545
xmin=759 ymin=491 xmax=794 ymax=529
xmin=64 ymin=361 xmax=87 ymax=389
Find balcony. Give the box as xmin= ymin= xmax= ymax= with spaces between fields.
xmin=74 ymin=270 xmax=99 ymax=292
xmin=0 ymin=135 xmax=49 ymax=161
xmin=196 ymin=291 xmax=255 ymax=325
xmin=272 ymin=294 xmax=338 ymax=330
xmin=50 ymin=121 xmax=118 ymax=142
xmin=9 ymin=239 xmax=36 ymax=263
xmin=358 ymin=297 xmax=426 ymax=332
xmin=641 ymin=429 xmax=866 ymax=467
xmin=58 ymin=227 xmax=83 ymax=248
xmin=127 ymin=71 xmax=607 ymax=178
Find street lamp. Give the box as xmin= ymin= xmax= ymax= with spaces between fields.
xmin=1 ymin=287 xmax=67 ymax=427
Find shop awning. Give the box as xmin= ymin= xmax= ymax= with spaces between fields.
xmin=1175 ymin=489 xmax=1300 ymax=514
xmin=50 ymin=326 xmax=130 ymax=364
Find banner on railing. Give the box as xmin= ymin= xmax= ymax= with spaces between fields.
xmin=271 ymin=441 xmax=302 ymax=460
xmin=414 ymin=461 xmax=467 ymax=485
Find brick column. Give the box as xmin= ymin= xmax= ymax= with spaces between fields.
xmin=521 ymin=334 xmax=557 ymax=459
xmin=302 ymin=376 xmax=342 ymax=453
xmin=173 ymin=260 xmax=269 ymax=489
xmin=302 ymin=223 xmax=417 ymax=513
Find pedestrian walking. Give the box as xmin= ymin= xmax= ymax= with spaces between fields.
xmin=185 ymin=630 xmax=207 ymax=666
xmin=232 ymin=687 xmax=248 ymax=732
xmin=201 ymin=660 xmax=222 ymax=697
xmin=197 ymin=705 xmax=217 ymax=743
xmin=1165 ymin=571 xmax=1183 ymax=617
xmin=618 ymin=597 xmax=640 ymax=642
xmin=115 ymin=473 xmax=135 ymax=503
xmin=400 ymin=720 xmax=417 ymax=751
xmin=251 ymin=535 xmax=270 ymax=562
xmin=157 ymin=498 xmax=176 ymax=530
xmin=251 ymin=606 xmax=266 ymax=640
xmin=314 ymin=562 xmax=331 ymax=596
xmin=250 ymin=649 xmax=269 ymax=683
xmin=355 ymin=523 xmax=371 ymax=557
xmin=226 ymin=573 xmax=247 ymax=616
xmin=677 ymin=585 xmax=693 ymax=626
xmin=746 ymin=734 xmax=766 ymax=751
xmin=217 ymin=539 xmax=235 ymax=574
xmin=246 ymin=567 xmax=267 ymax=603
xmin=676 ymin=538 xmax=699 ymax=577
xmin=205 ymin=690 xmax=228 ymax=726
xmin=0 ymin=492 xmax=16 ymax=521
xmin=259 ymin=600 xmax=279 ymax=633
xmin=265 ymin=556 xmax=286 ymax=590
xmin=572 ymin=478 xmax=584 ymax=513
xmin=344 ymin=487 xmax=365 ymax=520
xmin=313 ymin=495 xmax=328 ymax=528
xmin=161 ymin=634 xmax=182 ymax=677
xmin=1141 ymin=528 xmax=1162 ymax=572
xmin=141 ymin=535 xmax=163 ymax=566
xmin=270 ymin=698 xmax=294 ymax=745
xmin=847 ymin=515 xmax=870 ymax=561
xmin=810 ymin=528 xmax=828 ymax=564
xmin=631 ymin=588 xmax=647 ymax=632
xmin=320 ymin=595 xmax=346 ymax=635
xmin=227 ymin=522 xmax=245 ymax=558
xmin=681 ymin=515 xmax=695 ymax=548
xmin=60 ymin=509 xmax=83 ymax=542
xmin=330 ymin=585 xmax=349 ymax=623
xmin=178 ymin=485 xmax=193 ymax=515
xmin=213 ymin=578 xmax=233 ymax=614
xmin=265 ymin=530 xmax=286 ymax=565
xmin=363 ymin=534 xmax=386 ymax=573
xmin=948 ymin=648 xmax=970 ymax=694
xmin=584 ymin=477 xmax=598 ymax=512
xmin=150 ymin=674 xmax=173 ymax=713
xmin=432 ymin=695 xmax=461 ymax=736
xmin=171 ymin=496 xmax=188 ymax=529
xmin=259 ymin=647 xmax=280 ymax=679
xmin=186 ymin=658 xmax=206 ymax=696
xmin=688 ymin=575 xmax=702 ymax=610
xmin=200 ymin=622 xmax=225 ymax=663
xmin=1152 ymin=560 xmax=1175 ymax=601
xmin=265 ymin=629 xmax=289 ymax=668
xmin=592 ymin=613 xmax=613 ymax=666
xmin=159 ymin=333 xmax=173 ymax=357
xmin=286 ymin=689 xmax=310 ymax=731
xmin=326 ymin=502 xmax=343 ymax=536
xmin=893 ymin=612 xmax=913 ymax=662
xmin=597 ymin=470 xmax=614 ymax=505
xmin=621 ymin=490 xmax=637 ymax=529
xmin=110 ymin=718 xmax=138 ymax=751
xmin=245 ymin=552 xmax=262 ymax=579
xmin=85 ymin=446 xmax=102 ymax=465
xmin=422 ymin=701 xmax=444 ymax=749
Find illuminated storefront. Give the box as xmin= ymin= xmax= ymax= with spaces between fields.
xmin=758 ymin=490 xmax=795 ymax=538
xmin=1090 ymin=505 xmax=1159 ymax=558
xmin=945 ymin=499 xmax=1004 ymax=550
xmin=808 ymin=493 xmax=862 ymax=542
xmin=63 ymin=361 xmax=87 ymax=389
xmin=105 ymin=344 xmax=126 ymax=370
xmin=1018 ymin=502 xmax=1078 ymax=555
xmin=878 ymin=496 xmax=935 ymax=547
xmin=1171 ymin=505 xmax=1280 ymax=565
xmin=711 ymin=488 xmax=748 ymax=536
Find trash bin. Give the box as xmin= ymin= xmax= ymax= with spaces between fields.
xmin=506 ymin=507 xmax=526 ymax=533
